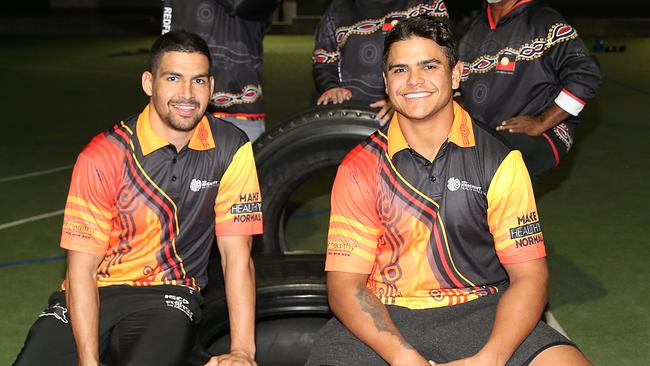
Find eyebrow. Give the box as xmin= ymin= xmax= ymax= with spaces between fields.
xmin=160 ymin=71 xmax=211 ymax=79
xmin=387 ymin=58 xmax=442 ymax=71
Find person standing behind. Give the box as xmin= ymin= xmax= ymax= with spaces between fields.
xmin=306 ymin=16 xmax=591 ymax=366
xmin=163 ymin=0 xmax=281 ymax=141
xmin=458 ymin=0 xmax=600 ymax=180
xmin=13 ymin=30 xmax=261 ymax=366
xmin=312 ymin=0 xmax=448 ymax=124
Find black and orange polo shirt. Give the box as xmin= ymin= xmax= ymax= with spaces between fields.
xmin=60 ymin=105 xmax=263 ymax=290
xmin=326 ymin=102 xmax=545 ymax=309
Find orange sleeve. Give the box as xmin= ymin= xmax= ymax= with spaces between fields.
xmin=487 ymin=151 xmax=546 ymax=264
xmin=325 ymin=162 xmax=380 ymax=274
xmin=60 ymin=153 xmax=115 ymax=255
xmin=214 ymin=141 xmax=263 ymax=236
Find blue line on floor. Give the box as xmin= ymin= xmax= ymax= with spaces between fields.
xmin=1 ymin=208 xmax=331 ymax=269
xmin=0 ymin=255 xmax=65 ymax=269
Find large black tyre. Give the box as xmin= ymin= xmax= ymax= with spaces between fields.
xmin=193 ymin=254 xmax=330 ymax=366
xmin=253 ymin=103 xmax=379 ymax=254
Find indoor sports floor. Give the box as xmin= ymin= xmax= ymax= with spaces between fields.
xmin=0 ymin=34 xmax=648 ymax=365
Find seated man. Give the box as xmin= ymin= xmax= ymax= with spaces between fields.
xmin=13 ymin=31 xmax=261 ymax=366
xmin=307 ymin=16 xmax=591 ymax=366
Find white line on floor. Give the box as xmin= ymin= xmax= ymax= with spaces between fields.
xmin=0 ymin=165 xmax=73 ymax=184
xmin=545 ymin=310 xmax=569 ymax=338
xmin=0 ymin=210 xmax=64 ymax=231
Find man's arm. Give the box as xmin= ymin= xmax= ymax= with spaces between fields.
xmin=65 ymin=250 xmax=103 ymax=366
xmin=206 ymin=235 xmax=256 ymax=366
xmin=437 ymin=258 xmax=548 ymax=366
xmin=496 ymin=104 xmax=569 ymax=136
xmin=313 ymin=10 xmax=352 ymax=105
xmin=328 ymin=271 xmax=431 ymax=366
xmin=497 ymin=22 xmax=600 ymax=137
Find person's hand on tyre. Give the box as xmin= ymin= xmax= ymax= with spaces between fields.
xmin=370 ymin=98 xmax=394 ymax=126
xmin=317 ymin=87 xmax=352 ymax=105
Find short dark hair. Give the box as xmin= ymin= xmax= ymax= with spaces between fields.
xmin=383 ymin=16 xmax=458 ymax=70
xmin=149 ymin=30 xmax=211 ymax=74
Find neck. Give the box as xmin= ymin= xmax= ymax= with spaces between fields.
xmin=398 ymin=103 xmax=454 ymax=161
xmin=148 ymin=104 xmax=193 ymax=152
xmin=489 ymin=0 xmax=520 ymax=24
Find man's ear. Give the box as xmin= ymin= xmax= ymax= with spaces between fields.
xmin=142 ymin=71 xmax=153 ymax=97
xmin=451 ymin=61 xmax=463 ymax=90
xmin=209 ymin=75 xmax=215 ymax=96
xmin=383 ymin=72 xmax=388 ymax=94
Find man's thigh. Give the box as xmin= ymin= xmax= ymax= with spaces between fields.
xmin=14 ymin=286 xmax=201 ymax=366
xmin=306 ymin=294 xmax=576 ymax=366
xmin=305 ymin=316 xmax=389 ymax=366
xmin=398 ymin=295 xmax=575 ymax=366
xmin=108 ymin=306 xmax=197 ymax=366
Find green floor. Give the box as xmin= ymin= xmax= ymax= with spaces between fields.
xmin=0 ymin=34 xmax=648 ymax=365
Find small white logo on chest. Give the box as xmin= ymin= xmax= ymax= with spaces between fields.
xmin=447 ymin=177 xmax=483 ymax=194
xmin=190 ymin=179 xmax=219 ymax=192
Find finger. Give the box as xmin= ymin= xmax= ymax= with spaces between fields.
xmin=336 ymin=91 xmax=346 ymax=104
xmin=496 ymin=121 xmax=522 ymax=131
xmin=203 ymin=358 xmax=219 ymax=366
xmin=379 ymin=113 xmax=391 ymax=126
xmin=370 ymin=99 xmax=386 ymax=108
xmin=334 ymin=91 xmax=342 ymax=104
xmin=316 ymin=93 xmax=328 ymax=105
xmin=376 ymin=106 xmax=388 ymax=119
xmin=507 ymin=127 xmax=525 ymax=134
xmin=324 ymin=93 xmax=337 ymax=105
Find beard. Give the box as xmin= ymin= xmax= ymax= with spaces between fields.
xmin=163 ymin=99 xmax=203 ymax=132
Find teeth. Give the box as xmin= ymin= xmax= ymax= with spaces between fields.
xmin=404 ymin=92 xmax=431 ymax=99
xmin=173 ymin=105 xmax=196 ymax=110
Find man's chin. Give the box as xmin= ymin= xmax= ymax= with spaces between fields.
xmin=166 ymin=115 xmax=202 ymax=132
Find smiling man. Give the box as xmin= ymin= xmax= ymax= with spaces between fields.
xmin=306 ymin=17 xmax=591 ymax=366
xmin=13 ymin=31 xmax=261 ymax=366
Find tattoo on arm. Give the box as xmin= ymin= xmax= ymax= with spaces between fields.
xmin=354 ymin=283 xmax=414 ymax=350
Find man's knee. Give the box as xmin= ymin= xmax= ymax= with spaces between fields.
xmin=529 ymin=344 xmax=591 ymax=366
xmin=12 ymin=314 xmax=77 ymax=366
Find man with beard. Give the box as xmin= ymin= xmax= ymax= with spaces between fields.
xmin=306 ymin=17 xmax=591 ymax=366
xmin=457 ymin=0 xmax=600 ymax=180
xmin=13 ymin=31 xmax=261 ymax=366
xmin=312 ymin=0 xmax=449 ymax=125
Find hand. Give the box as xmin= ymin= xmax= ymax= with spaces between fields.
xmin=432 ymin=349 xmax=502 ymax=366
xmin=390 ymin=349 xmax=432 ymax=366
xmin=204 ymin=350 xmax=256 ymax=366
xmin=317 ymin=87 xmax=352 ymax=105
xmin=495 ymin=115 xmax=547 ymax=136
xmin=370 ymin=98 xmax=394 ymax=126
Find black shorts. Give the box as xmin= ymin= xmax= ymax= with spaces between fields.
xmin=306 ymin=293 xmax=576 ymax=366
xmin=13 ymin=285 xmax=202 ymax=366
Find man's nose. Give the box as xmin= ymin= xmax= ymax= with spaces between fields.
xmin=180 ymin=80 xmax=193 ymax=98
xmin=406 ymin=69 xmax=424 ymax=86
